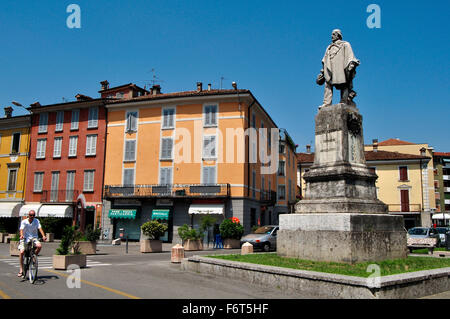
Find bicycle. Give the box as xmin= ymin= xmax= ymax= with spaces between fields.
xmin=22 ymin=239 xmax=39 ymax=284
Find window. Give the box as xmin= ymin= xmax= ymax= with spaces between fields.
xmin=33 ymin=172 xmax=44 ymax=192
xmin=278 ymin=161 xmax=285 ymax=176
xmin=123 ymin=168 xmax=135 ymax=186
xmin=55 ymin=111 xmax=64 ymax=132
xmin=86 ymin=135 xmax=97 ymax=156
xmin=203 ymin=135 xmax=216 ymax=159
xmin=399 ymin=166 xmax=408 ymax=181
xmin=38 ymin=112 xmax=48 ymax=133
xmin=202 ymin=166 xmax=216 ymax=184
xmin=71 ymin=109 xmax=79 ymax=130
xmin=204 ymin=105 xmax=217 ymax=127
xmin=162 ymin=108 xmax=175 ymax=129
xmin=88 ymin=107 xmax=98 ymax=128
xmin=66 ymin=171 xmax=75 ymax=201
xmin=126 ymin=112 xmax=138 ymax=132
xmin=159 ymin=167 xmax=173 ymax=185
xmin=53 ymin=137 xmax=62 ymax=158
xmin=7 ymin=169 xmax=17 ymax=191
xmin=124 ymin=140 xmax=136 ymax=161
xmin=83 ymin=170 xmax=95 ymax=191
xmin=36 ymin=139 xmax=47 ymax=159
xmin=278 ymin=185 xmax=286 ymax=200
xmin=252 ymin=170 xmax=256 ymax=198
xmin=11 ymin=132 xmax=20 ymax=154
xmin=51 ymin=172 xmax=60 ymax=201
xmin=160 ymin=138 xmax=173 ymax=160
xmin=69 ymin=136 xmax=78 ymax=157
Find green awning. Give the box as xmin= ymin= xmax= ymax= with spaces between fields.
xmin=108 ymin=209 xmax=137 ymax=219
xmin=152 ymin=209 xmax=169 ymax=220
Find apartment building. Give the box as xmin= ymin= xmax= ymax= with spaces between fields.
xmin=0 ymin=108 xmax=30 ymax=233
xmin=433 ymin=152 xmax=450 ymax=226
xmin=102 ymin=82 xmax=295 ymax=242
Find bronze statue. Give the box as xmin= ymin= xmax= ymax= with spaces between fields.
xmin=317 ymin=29 xmax=360 ymax=108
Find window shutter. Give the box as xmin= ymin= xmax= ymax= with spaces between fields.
xmin=161 ymin=138 xmax=173 ymax=159
xmin=71 ymin=109 xmax=79 ymax=130
xmin=125 ymin=140 xmax=136 ymax=161
xmin=124 ymin=169 xmax=134 ymax=186
xmin=88 ymin=107 xmax=98 ymax=128
xmin=203 ymin=167 xmax=210 ymax=184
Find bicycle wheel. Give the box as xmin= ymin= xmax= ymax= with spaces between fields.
xmin=22 ymin=257 xmax=29 ymax=279
xmin=29 ymin=255 xmax=38 ymax=284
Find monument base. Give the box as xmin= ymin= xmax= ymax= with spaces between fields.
xmin=295 ymin=198 xmax=388 ymax=214
xmin=277 ymin=213 xmax=407 ymax=264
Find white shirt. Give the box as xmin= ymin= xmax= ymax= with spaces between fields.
xmin=20 ymin=218 xmax=41 ymax=241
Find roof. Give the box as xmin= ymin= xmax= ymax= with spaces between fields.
xmin=434 ymin=152 xmax=450 ymax=157
xmin=377 ymin=138 xmax=416 ymax=146
xmin=99 ymin=83 xmax=148 ymax=93
xmin=297 ymin=150 xmax=429 ymax=164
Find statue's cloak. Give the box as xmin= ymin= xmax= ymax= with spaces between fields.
xmin=322 ymin=40 xmax=359 ymax=85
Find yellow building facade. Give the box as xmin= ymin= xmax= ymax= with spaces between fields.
xmin=0 ymin=110 xmax=30 ymax=232
xmin=102 ymin=84 xmax=297 ymax=242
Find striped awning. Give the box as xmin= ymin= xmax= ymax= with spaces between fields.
xmin=188 ymin=204 xmax=224 ymax=215
xmin=152 ymin=209 xmax=169 ymax=220
xmin=108 ymin=209 xmax=137 ymax=219
xmin=19 ymin=204 xmax=42 ymax=217
xmin=39 ymin=205 xmax=73 ymax=218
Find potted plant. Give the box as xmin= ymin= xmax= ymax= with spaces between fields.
xmin=53 ymin=226 xmax=86 ymax=270
xmin=140 ymin=220 xmax=168 ymax=253
xmin=178 ymin=224 xmax=204 ymax=251
xmin=220 ymin=217 xmax=244 ymax=249
xmin=74 ymin=224 xmax=101 ymax=255
xmin=9 ymin=232 xmax=20 ymax=256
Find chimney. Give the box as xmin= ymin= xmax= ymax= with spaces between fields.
xmin=75 ymin=94 xmax=93 ymax=101
xmin=100 ymin=80 xmax=109 ymax=91
xmin=208 ymin=83 xmax=211 ymax=91
xmin=420 ymin=147 xmax=426 ymax=157
xmin=306 ymin=144 xmax=311 ymax=154
xmin=197 ymin=82 xmax=203 ymax=92
xmin=30 ymin=102 xmax=41 ymax=108
xmin=372 ymin=139 xmax=378 ymax=152
xmin=4 ymin=107 xmax=13 ymax=118
xmin=152 ymin=85 xmax=161 ymax=95
xmin=232 ymin=82 xmax=237 ymax=90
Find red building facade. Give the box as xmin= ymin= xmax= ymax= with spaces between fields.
xmin=24 ymin=98 xmax=107 ymax=232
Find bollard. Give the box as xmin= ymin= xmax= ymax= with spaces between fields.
xmin=171 ymin=244 xmax=185 ymax=263
xmin=241 ymin=242 xmax=253 ymax=255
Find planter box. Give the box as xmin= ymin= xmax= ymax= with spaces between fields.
xmin=183 ymin=239 xmax=203 ymax=251
xmin=223 ymin=238 xmax=240 ymax=249
xmin=140 ymin=239 xmax=163 ymax=253
xmin=46 ymin=233 xmax=54 ymax=242
xmin=73 ymin=241 xmax=97 ymax=255
xmin=53 ymin=254 xmax=87 ymax=270
xmin=10 ymin=241 xmax=20 ymax=256
xmin=0 ymin=233 xmax=8 ymax=243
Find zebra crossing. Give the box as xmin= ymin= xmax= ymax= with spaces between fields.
xmin=0 ymin=257 xmax=111 ymax=269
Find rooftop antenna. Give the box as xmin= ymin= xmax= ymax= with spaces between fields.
xmin=220 ymin=76 xmax=227 ymax=90
xmin=145 ymin=68 xmax=165 ymax=88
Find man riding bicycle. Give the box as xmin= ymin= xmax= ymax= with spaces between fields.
xmin=18 ymin=210 xmax=47 ymax=277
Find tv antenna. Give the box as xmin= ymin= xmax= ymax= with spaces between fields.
xmin=220 ymin=76 xmax=228 ymax=90
xmin=144 ymin=68 xmax=165 ymax=89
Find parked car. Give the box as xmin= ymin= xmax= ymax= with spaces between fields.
xmin=240 ymin=225 xmax=279 ymax=252
xmin=435 ymin=227 xmax=450 ymax=247
xmin=406 ymin=227 xmax=440 ymax=253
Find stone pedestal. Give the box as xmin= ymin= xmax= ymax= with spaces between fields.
xmin=171 ymin=244 xmax=185 ymax=263
xmin=278 ymin=103 xmax=407 ymax=263
xmin=241 ymin=242 xmax=254 ymax=255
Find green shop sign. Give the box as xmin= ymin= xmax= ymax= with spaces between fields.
xmin=152 ymin=209 xmax=169 ymax=220
xmin=108 ymin=209 xmax=137 ymax=219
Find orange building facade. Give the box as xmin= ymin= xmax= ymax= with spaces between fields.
xmin=101 ymin=83 xmax=297 ymax=242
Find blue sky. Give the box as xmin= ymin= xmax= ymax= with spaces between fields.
xmin=1 ymin=0 xmax=449 ymax=152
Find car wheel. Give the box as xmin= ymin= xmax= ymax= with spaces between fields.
xmin=263 ymin=243 xmax=270 ymax=252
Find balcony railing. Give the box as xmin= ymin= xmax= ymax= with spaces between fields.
xmin=104 ymin=184 xmax=230 ymax=199
xmin=260 ymin=190 xmax=277 ymax=205
xmin=388 ymin=204 xmax=422 ymax=213
xmin=41 ymin=190 xmax=80 ymax=203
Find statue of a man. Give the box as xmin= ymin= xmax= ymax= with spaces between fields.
xmin=316 ymin=29 xmax=360 ymax=108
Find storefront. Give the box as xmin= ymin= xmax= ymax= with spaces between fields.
xmin=151 ymin=209 xmax=170 ymax=242
xmin=109 ymin=208 xmax=141 ymax=240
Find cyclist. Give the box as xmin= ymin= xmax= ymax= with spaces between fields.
xmin=18 ymin=210 xmax=47 ymax=277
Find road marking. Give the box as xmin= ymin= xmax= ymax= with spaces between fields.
xmin=0 ymin=287 xmax=11 ymax=299
xmin=43 ymin=269 xmax=141 ymax=299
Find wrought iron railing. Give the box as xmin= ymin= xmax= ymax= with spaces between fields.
xmin=41 ymin=190 xmax=80 ymax=203
xmin=104 ymin=184 xmax=230 ymax=198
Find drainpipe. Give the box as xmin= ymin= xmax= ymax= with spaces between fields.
xmin=247 ymin=99 xmax=256 ymax=197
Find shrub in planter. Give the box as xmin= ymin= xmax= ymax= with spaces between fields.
xmin=178 ymin=224 xmax=204 ymax=251
xmin=220 ymin=218 xmax=244 ymax=249
xmin=140 ymin=220 xmax=168 ymax=253
xmin=9 ymin=232 xmax=20 ymax=256
xmin=75 ymin=224 xmax=102 ymax=255
xmin=53 ymin=226 xmax=86 ymax=270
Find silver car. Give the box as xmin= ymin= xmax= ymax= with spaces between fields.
xmin=240 ymin=225 xmax=279 ymax=252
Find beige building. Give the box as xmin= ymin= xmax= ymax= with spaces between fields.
xmin=297 ymin=138 xmax=434 ymax=229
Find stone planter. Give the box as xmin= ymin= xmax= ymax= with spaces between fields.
xmin=140 ymin=239 xmax=163 ymax=253
xmin=53 ymin=254 xmax=87 ymax=270
xmin=183 ymin=239 xmax=203 ymax=251
xmin=46 ymin=233 xmax=54 ymax=242
xmin=0 ymin=233 xmax=8 ymax=243
xmin=10 ymin=240 xmax=20 ymax=256
xmin=72 ymin=241 xmax=97 ymax=255
xmin=223 ymin=238 xmax=240 ymax=249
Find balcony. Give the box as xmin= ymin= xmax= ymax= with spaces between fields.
xmin=40 ymin=190 xmax=80 ymax=203
xmin=260 ymin=191 xmax=277 ymax=205
xmin=388 ymin=204 xmax=422 ymax=213
xmin=104 ymin=184 xmax=230 ymax=199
